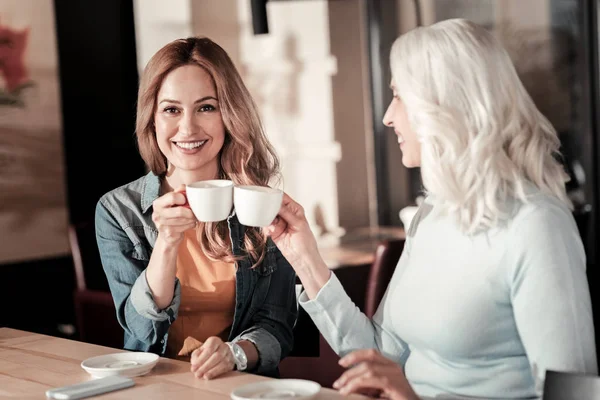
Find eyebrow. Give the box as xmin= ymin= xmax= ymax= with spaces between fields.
xmin=158 ymin=96 xmax=218 ymax=105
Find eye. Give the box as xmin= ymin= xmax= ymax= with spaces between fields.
xmin=198 ymin=104 xmax=216 ymax=112
xmin=163 ymin=106 xmax=179 ymax=114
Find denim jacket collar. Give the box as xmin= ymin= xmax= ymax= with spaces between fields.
xmin=141 ymin=172 xmax=161 ymax=214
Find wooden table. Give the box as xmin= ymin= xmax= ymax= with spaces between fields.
xmin=319 ymin=226 xmax=405 ymax=269
xmin=0 ymin=328 xmax=367 ymax=399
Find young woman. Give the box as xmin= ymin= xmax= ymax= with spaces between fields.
xmin=95 ymin=37 xmax=297 ymax=380
xmin=266 ymin=19 xmax=597 ymax=399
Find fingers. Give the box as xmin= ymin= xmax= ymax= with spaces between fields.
xmin=277 ymin=193 xmax=306 ymax=227
xmin=191 ymin=338 xmax=220 ymax=369
xmin=339 ymin=349 xmax=394 ymax=368
xmin=281 ymin=192 xmax=299 ymax=206
xmin=153 ymin=215 xmax=197 ymax=235
xmin=333 ymin=362 xmax=372 ymax=389
xmin=204 ymin=361 xmax=234 ymax=380
xmin=333 ymin=362 xmax=396 ymax=396
xmin=198 ymin=345 xmax=235 ymax=380
xmin=154 ymin=206 xmax=195 ymax=222
xmin=193 ymin=352 xmax=223 ymax=379
xmin=191 ymin=337 xmax=232 ymax=379
xmin=334 ymin=351 xmax=411 ymax=399
xmin=174 ymin=185 xmax=191 ymax=208
xmin=263 ymin=193 xmax=307 ymax=238
xmin=263 ymin=216 xmax=287 ymax=241
xmin=191 ymin=348 xmax=208 ymax=377
xmin=338 ymin=373 xmax=389 ymax=396
xmin=152 ymin=190 xmax=188 ymax=210
xmin=152 ymin=198 xmax=197 ymax=232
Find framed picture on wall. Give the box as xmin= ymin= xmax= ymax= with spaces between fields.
xmin=0 ymin=0 xmax=69 ymax=263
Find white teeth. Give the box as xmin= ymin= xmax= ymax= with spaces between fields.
xmin=175 ymin=140 xmax=206 ymax=150
xmin=397 ymin=136 xmax=404 ymax=144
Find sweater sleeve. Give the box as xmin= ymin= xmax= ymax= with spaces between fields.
xmin=299 ymin=251 xmax=411 ymax=366
xmin=508 ymin=203 xmax=597 ymax=396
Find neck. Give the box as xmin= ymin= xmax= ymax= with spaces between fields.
xmin=163 ymin=163 xmax=220 ymax=193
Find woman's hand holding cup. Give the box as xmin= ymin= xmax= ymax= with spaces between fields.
xmin=152 ymin=185 xmax=197 ymax=247
xmin=264 ymin=193 xmax=331 ymax=299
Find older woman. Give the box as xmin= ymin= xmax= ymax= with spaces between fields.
xmin=95 ymin=37 xmax=297 ymax=380
xmin=266 ymin=19 xmax=597 ymax=399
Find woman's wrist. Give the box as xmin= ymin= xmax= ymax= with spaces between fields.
xmin=234 ymin=340 xmax=259 ymax=371
xmin=146 ymin=234 xmax=180 ymax=309
xmin=295 ymin=257 xmax=332 ymax=300
xmin=155 ymin=232 xmax=183 ymax=252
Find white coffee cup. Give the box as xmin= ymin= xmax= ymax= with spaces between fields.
xmin=234 ymin=185 xmax=284 ymax=227
xmin=185 ymin=180 xmax=233 ymax=222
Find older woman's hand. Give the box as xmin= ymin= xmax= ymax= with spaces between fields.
xmin=333 ymin=349 xmax=419 ymax=400
xmin=264 ymin=193 xmax=331 ymax=298
xmin=263 ymin=194 xmax=320 ymax=269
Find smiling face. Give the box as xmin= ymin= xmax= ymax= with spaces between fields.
xmin=154 ymin=64 xmax=226 ymax=184
xmin=382 ymin=82 xmax=421 ymax=168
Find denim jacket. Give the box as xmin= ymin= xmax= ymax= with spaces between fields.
xmin=94 ymin=172 xmax=298 ymax=376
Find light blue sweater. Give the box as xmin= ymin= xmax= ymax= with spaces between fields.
xmin=300 ymin=191 xmax=597 ymax=399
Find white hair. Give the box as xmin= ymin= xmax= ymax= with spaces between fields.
xmin=390 ymin=18 xmax=571 ymax=233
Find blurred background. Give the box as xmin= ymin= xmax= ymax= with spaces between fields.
xmin=1 ymin=0 xmax=599 ymax=384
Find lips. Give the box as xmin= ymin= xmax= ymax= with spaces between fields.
xmin=173 ymin=140 xmax=207 ymax=150
xmin=394 ymin=130 xmax=404 ymax=144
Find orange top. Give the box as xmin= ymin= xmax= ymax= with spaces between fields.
xmin=166 ymin=229 xmax=236 ymax=359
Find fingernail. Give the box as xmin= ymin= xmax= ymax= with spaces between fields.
xmin=333 ymin=381 xmax=340 ymax=389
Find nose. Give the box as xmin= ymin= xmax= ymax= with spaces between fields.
xmin=382 ymin=102 xmax=394 ymax=127
xmin=179 ymin=113 xmax=198 ymax=136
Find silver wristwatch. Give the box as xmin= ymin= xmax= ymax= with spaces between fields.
xmin=226 ymin=341 xmax=248 ymax=371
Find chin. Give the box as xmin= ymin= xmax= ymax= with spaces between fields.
xmin=402 ymin=158 xmax=419 ymax=168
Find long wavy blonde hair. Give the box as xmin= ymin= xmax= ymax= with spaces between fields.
xmin=390 ymin=19 xmax=570 ymax=233
xmin=136 ymin=37 xmax=279 ymax=264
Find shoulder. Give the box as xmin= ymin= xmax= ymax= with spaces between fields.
xmin=97 ymin=175 xmax=147 ymax=212
xmin=95 ymin=175 xmax=151 ymax=234
xmin=506 ymin=189 xmax=585 ymax=268
xmin=509 ymin=190 xmax=576 ymax=236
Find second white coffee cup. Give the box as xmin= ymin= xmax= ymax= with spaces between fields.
xmin=234 ymin=185 xmax=283 ymax=228
xmin=185 ymin=180 xmax=233 ymax=222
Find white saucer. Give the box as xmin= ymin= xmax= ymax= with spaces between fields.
xmin=81 ymin=352 xmax=159 ymax=378
xmin=231 ymin=379 xmax=321 ymax=400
